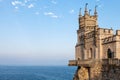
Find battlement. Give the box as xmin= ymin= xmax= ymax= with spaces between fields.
xmin=80 ymin=15 xmax=97 ymax=21
xmin=116 ymin=30 xmax=120 ymax=35
xmin=79 ymin=16 xmax=97 ymax=28
xmin=102 ymin=30 xmax=120 ymax=44
xmin=79 ymin=3 xmax=98 ymax=28
xmin=69 ymin=59 xmax=120 ymax=67
xmin=98 ymin=28 xmax=113 ymax=35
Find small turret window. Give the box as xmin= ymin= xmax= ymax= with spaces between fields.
xmin=89 ymin=48 xmax=92 ymax=59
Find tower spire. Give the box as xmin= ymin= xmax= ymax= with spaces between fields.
xmin=85 ymin=3 xmax=88 ymax=15
xmin=94 ymin=5 xmax=97 ymax=16
xmin=79 ymin=8 xmax=82 ymax=17
xmin=89 ymin=9 xmax=91 ymax=15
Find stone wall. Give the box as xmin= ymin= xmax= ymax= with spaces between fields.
xmin=73 ymin=59 xmax=120 ymax=80
xmin=102 ymin=42 xmax=116 ymax=58
xmin=101 ymin=65 xmax=120 ymax=80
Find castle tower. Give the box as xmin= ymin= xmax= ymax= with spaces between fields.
xmin=69 ymin=4 xmax=120 ymax=80
xmin=76 ymin=3 xmax=98 ymax=60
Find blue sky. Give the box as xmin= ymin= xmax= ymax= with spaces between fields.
xmin=0 ymin=0 xmax=120 ymax=66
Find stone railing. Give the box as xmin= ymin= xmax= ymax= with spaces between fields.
xmin=102 ymin=58 xmax=120 ymax=65
xmin=69 ymin=58 xmax=120 ymax=67
xmin=68 ymin=60 xmax=77 ymax=66
xmin=69 ymin=59 xmax=95 ymax=67
xmin=77 ymin=59 xmax=93 ymax=67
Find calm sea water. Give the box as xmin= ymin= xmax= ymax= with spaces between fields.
xmin=0 ymin=66 xmax=76 ymax=80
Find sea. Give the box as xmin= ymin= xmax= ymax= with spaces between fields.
xmin=0 ymin=66 xmax=77 ymax=80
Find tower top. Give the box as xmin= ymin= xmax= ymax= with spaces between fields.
xmin=78 ymin=3 xmax=98 ymax=29
xmin=89 ymin=9 xmax=91 ymax=15
xmin=79 ymin=3 xmax=98 ymax=17
xmin=79 ymin=8 xmax=82 ymax=17
xmin=94 ymin=5 xmax=98 ymax=16
xmin=84 ymin=3 xmax=89 ymax=15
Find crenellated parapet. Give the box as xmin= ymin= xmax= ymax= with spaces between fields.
xmin=99 ymin=29 xmax=120 ymax=44
xmin=116 ymin=30 xmax=120 ymax=35
xmin=98 ymin=28 xmax=113 ymax=35
xmin=79 ymin=3 xmax=98 ymax=29
xmin=79 ymin=16 xmax=97 ymax=28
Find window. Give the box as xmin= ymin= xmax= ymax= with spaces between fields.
xmin=107 ymin=48 xmax=112 ymax=58
xmin=89 ymin=48 xmax=92 ymax=59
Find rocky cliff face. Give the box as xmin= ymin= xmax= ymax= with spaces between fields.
xmin=73 ymin=59 xmax=120 ymax=80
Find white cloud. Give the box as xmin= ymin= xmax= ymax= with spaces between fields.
xmin=15 ymin=6 xmax=18 ymax=9
xmin=51 ymin=0 xmax=57 ymax=4
xmin=44 ymin=12 xmax=53 ymax=15
xmin=24 ymin=0 xmax=30 ymax=3
xmin=35 ymin=12 xmax=39 ymax=15
xmin=28 ymin=4 xmax=34 ymax=8
xmin=44 ymin=12 xmax=59 ymax=18
xmin=69 ymin=9 xmax=75 ymax=14
xmin=14 ymin=6 xmax=19 ymax=12
xmin=11 ymin=0 xmax=32 ymax=8
xmin=11 ymin=1 xmax=25 ymax=6
xmin=51 ymin=15 xmax=58 ymax=18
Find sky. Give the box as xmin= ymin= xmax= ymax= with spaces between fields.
xmin=0 ymin=0 xmax=120 ymax=66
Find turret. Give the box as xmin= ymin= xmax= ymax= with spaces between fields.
xmin=84 ymin=3 xmax=89 ymax=15
xmin=94 ymin=5 xmax=98 ymax=17
xmin=78 ymin=3 xmax=98 ymax=29
xmin=79 ymin=8 xmax=82 ymax=17
xmin=89 ymin=9 xmax=91 ymax=15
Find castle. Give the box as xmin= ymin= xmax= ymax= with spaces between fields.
xmin=69 ymin=3 xmax=120 ymax=80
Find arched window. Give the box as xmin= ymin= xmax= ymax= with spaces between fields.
xmin=89 ymin=48 xmax=92 ymax=59
xmin=107 ymin=48 xmax=112 ymax=58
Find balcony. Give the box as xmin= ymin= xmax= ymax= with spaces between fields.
xmin=68 ymin=59 xmax=95 ymax=67
xmin=68 ymin=60 xmax=77 ymax=66
xmin=102 ymin=58 xmax=120 ymax=66
xmin=68 ymin=58 xmax=120 ymax=67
